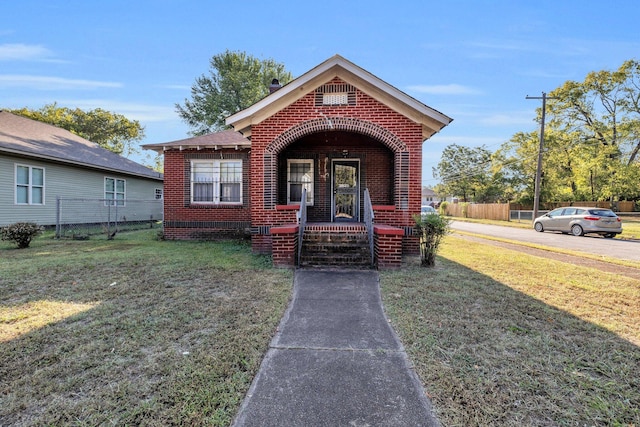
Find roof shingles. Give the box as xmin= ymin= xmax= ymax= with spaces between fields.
xmin=0 ymin=111 xmax=162 ymax=180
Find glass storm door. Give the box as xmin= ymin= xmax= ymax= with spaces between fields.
xmin=332 ymin=160 xmax=359 ymax=222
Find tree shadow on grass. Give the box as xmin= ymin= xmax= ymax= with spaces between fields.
xmin=381 ymin=257 xmax=640 ymax=427
xmin=0 ymin=239 xmax=291 ymax=426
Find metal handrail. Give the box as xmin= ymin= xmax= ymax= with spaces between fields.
xmin=364 ymin=188 xmax=375 ymax=267
xmin=297 ymin=188 xmax=307 ymax=267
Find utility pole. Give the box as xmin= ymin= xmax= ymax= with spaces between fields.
xmin=526 ymin=92 xmax=557 ymax=222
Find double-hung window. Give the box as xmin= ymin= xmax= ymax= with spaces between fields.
xmin=191 ymin=160 xmax=242 ymax=204
xmin=287 ymin=159 xmax=314 ymax=205
xmin=105 ymin=178 xmax=126 ymax=206
xmin=15 ymin=164 xmax=44 ymax=205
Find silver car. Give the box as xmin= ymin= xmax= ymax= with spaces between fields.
xmin=533 ymin=207 xmax=622 ymax=238
xmin=421 ymin=205 xmax=438 ymax=218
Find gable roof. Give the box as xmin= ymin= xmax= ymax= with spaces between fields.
xmin=0 ymin=111 xmax=162 ymax=181
xmin=142 ymin=130 xmax=250 ymax=153
xmin=226 ymin=54 xmax=453 ymax=140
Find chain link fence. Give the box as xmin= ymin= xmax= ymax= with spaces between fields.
xmin=55 ymin=197 xmax=163 ymax=239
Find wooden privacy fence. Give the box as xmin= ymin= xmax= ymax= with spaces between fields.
xmin=444 ymin=201 xmax=636 ymax=221
xmin=445 ymin=203 xmax=510 ymax=221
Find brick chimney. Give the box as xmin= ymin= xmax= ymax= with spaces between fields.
xmin=269 ymin=78 xmax=282 ymax=94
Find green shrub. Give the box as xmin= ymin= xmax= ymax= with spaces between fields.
xmin=439 ymin=201 xmax=449 ymax=215
xmin=414 ymin=214 xmax=451 ymax=267
xmin=460 ymin=202 xmax=470 ymax=218
xmin=1 ymin=222 xmax=43 ymax=249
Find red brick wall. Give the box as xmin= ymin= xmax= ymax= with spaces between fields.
xmin=162 ymin=148 xmax=252 ymax=240
xmin=161 ymin=77 xmax=427 ymax=265
xmin=250 ymin=78 xmax=424 ymax=253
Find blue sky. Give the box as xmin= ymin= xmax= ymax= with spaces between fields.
xmin=2 ymin=0 xmax=639 ymax=185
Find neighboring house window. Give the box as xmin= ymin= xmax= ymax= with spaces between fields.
xmin=155 ymin=188 xmax=163 ymax=200
xmin=15 ymin=164 xmax=44 ymax=205
xmin=105 ymin=177 xmax=126 ymax=206
xmin=191 ymin=160 xmax=242 ymax=204
xmin=287 ymin=159 xmax=314 ymax=205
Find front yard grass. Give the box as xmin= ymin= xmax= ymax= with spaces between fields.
xmin=3 ymin=230 xmax=639 ymax=426
xmin=381 ymin=236 xmax=640 ymax=426
xmin=0 ymin=230 xmax=292 ymax=426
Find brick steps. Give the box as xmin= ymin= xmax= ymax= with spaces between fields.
xmin=299 ymin=224 xmax=372 ymax=268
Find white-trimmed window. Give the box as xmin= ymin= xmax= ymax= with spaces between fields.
xmin=105 ymin=177 xmax=126 ymax=206
xmin=155 ymin=188 xmax=163 ymax=200
xmin=191 ymin=160 xmax=242 ymax=204
xmin=15 ymin=164 xmax=45 ymax=205
xmin=287 ymin=159 xmax=314 ymax=205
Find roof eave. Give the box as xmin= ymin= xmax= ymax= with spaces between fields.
xmin=225 ymin=54 xmax=452 ymax=137
xmin=142 ymin=142 xmax=251 ymax=154
xmin=0 ymin=146 xmax=163 ymax=181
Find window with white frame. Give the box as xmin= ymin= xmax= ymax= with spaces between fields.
xmin=191 ymin=160 xmax=242 ymax=204
xmin=155 ymin=188 xmax=163 ymax=200
xmin=15 ymin=164 xmax=44 ymax=205
xmin=287 ymin=159 xmax=314 ymax=205
xmin=105 ymin=177 xmax=126 ymax=206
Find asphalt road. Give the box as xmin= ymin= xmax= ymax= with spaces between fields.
xmin=450 ymin=221 xmax=640 ymax=263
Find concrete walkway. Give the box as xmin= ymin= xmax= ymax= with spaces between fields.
xmin=232 ymin=269 xmax=441 ymax=426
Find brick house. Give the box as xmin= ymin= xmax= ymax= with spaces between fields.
xmin=144 ymin=55 xmax=452 ymax=268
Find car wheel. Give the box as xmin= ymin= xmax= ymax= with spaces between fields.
xmin=534 ymin=222 xmax=544 ymax=232
xmin=604 ymin=233 xmax=615 ymax=239
xmin=571 ymin=224 xmax=584 ymax=236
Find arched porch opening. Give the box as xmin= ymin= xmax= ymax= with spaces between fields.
xmin=262 ymin=118 xmax=410 ymax=214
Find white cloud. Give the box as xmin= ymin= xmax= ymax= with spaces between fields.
xmin=159 ymin=84 xmax=191 ymax=90
xmin=59 ymin=99 xmax=179 ymax=122
xmin=0 ymin=75 xmax=122 ymax=90
xmin=427 ymin=135 xmax=507 ymax=146
xmin=478 ymin=112 xmax=535 ymax=127
xmin=0 ymin=43 xmax=58 ymax=61
xmin=407 ymin=84 xmax=482 ymax=95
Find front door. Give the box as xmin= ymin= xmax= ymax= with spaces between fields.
xmin=332 ymin=160 xmax=359 ymax=222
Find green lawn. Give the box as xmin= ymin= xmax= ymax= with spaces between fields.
xmin=0 ymin=230 xmax=292 ymax=426
xmin=2 ymin=230 xmax=639 ymax=426
xmin=381 ymin=236 xmax=640 ymax=426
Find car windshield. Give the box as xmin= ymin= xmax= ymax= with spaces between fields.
xmin=588 ymin=209 xmax=617 ymax=217
xmin=421 ymin=206 xmax=435 ymax=213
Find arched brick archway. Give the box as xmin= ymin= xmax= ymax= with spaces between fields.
xmin=262 ymin=117 xmax=410 ymax=210
xmin=265 ymin=117 xmax=407 ymax=154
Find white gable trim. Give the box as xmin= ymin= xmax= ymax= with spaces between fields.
xmin=225 ymin=55 xmax=452 ymax=139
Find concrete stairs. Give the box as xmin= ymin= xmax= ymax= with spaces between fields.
xmin=299 ymin=223 xmax=373 ymax=268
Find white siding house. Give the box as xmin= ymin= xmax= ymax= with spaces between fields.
xmin=0 ymin=111 xmax=163 ymax=227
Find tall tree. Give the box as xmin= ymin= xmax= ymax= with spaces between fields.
xmin=433 ymin=144 xmax=502 ymax=202
xmin=176 ymin=50 xmax=293 ymax=135
xmin=496 ymin=59 xmax=640 ymax=204
xmin=9 ymin=103 xmax=144 ymax=156
xmin=545 ymin=59 xmax=640 ymax=201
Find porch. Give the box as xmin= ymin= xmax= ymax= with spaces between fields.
xmin=270 ymin=190 xmax=408 ymax=269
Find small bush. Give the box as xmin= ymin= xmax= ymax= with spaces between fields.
xmin=460 ymin=202 xmax=470 ymax=218
xmin=439 ymin=201 xmax=449 ymax=215
xmin=1 ymin=222 xmax=44 ymax=249
xmin=414 ymin=214 xmax=451 ymax=267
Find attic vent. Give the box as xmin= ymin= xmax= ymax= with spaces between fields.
xmin=315 ymin=83 xmax=356 ymax=106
